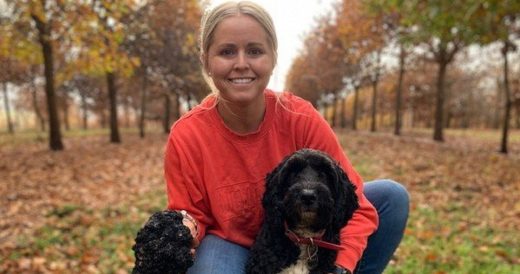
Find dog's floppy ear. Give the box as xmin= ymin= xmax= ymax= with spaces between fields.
xmin=331 ymin=162 xmax=359 ymax=230
xmin=263 ymin=154 xmax=307 ymax=206
xmin=262 ymin=162 xmax=285 ymax=230
xmin=262 ymin=153 xmax=307 ymax=228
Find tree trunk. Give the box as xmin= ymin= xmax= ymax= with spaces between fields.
xmin=515 ymin=99 xmax=520 ymax=129
xmin=2 ymin=82 xmax=14 ymax=134
xmin=352 ymin=86 xmax=359 ymax=130
xmin=370 ymin=80 xmax=378 ymax=132
xmin=370 ymin=51 xmax=381 ymax=133
xmin=394 ymin=45 xmax=405 ymax=136
xmin=123 ymin=97 xmax=130 ymax=128
xmin=106 ymin=71 xmax=121 ymax=143
xmin=330 ymin=93 xmax=338 ymax=128
xmin=139 ymin=69 xmax=148 ymax=138
xmin=163 ymin=92 xmax=171 ymax=134
xmin=30 ymin=75 xmax=46 ymax=131
xmin=340 ymin=96 xmax=347 ymax=128
xmin=62 ymin=93 xmax=70 ymax=131
xmin=80 ymin=92 xmax=88 ymax=130
xmin=433 ymin=60 xmax=447 ymax=142
xmin=100 ymin=110 xmax=107 ymax=128
xmin=174 ymin=92 xmax=181 ymax=121
xmin=39 ymin=27 xmax=64 ymax=150
xmin=500 ymin=42 xmax=511 ymax=154
xmin=493 ymin=78 xmax=503 ymax=129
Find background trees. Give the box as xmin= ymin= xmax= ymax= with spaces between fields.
xmin=1 ymin=0 xmax=520 ymax=154
xmin=1 ymin=0 xmax=205 ymax=150
xmin=286 ymin=0 xmax=520 ymax=154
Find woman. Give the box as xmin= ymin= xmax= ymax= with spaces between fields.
xmin=165 ymin=1 xmax=409 ymax=273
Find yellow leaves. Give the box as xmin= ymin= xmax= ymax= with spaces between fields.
xmin=27 ymin=0 xmax=47 ymax=25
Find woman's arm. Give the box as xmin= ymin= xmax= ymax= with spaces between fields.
xmin=164 ymin=133 xmax=213 ymax=243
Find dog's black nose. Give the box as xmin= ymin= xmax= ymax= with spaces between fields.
xmin=300 ymin=189 xmax=317 ymax=205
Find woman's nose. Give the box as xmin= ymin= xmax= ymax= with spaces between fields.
xmin=234 ymin=52 xmax=249 ymax=70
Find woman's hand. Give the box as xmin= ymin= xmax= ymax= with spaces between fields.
xmin=181 ymin=211 xmax=200 ymax=256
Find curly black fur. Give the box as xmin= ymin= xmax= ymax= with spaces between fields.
xmin=132 ymin=210 xmax=194 ymax=274
xmin=246 ymin=149 xmax=359 ymax=274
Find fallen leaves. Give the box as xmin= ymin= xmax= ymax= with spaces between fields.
xmin=0 ymin=133 xmax=166 ymax=273
xmin=0 ymin=129 xmax=519 ymax=273
xmin=337 ymin=130 xmax=520 ymax=273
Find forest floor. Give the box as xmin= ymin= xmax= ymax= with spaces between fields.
xmin=0 ymin=128 xmax=519 ymax=273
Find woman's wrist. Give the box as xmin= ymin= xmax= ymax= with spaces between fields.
xmin=180 ymin=210 xmax=199 ymax=238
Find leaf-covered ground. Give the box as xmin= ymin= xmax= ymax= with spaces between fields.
xmin=0 ymin=129 xmax=518 ymax=273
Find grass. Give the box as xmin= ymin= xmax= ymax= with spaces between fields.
xmin=385 ymin=202 xmax=519 ymax=274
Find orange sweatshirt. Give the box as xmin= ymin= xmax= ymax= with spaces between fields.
xmin=165 ymin=90 xmax=378 ymax=271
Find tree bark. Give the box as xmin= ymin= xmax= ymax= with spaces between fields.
xmin=370 ymin=80 xmax=378 ymax=132
xmin=139 ymin=69 xmax=148 ymax=138
xmin=80 ymin=92 xmax=88 ymax=130
xmin=370 ymin=51 xmax=381 ymax=132
xmin=493 ymin=78 xmax=503 ymax=129
xmin=500 ymin=42 xmax=512 ymax=154
xmin=163 ymin=92 xmax=171 ymax=134
xmin=62 ymin=92 xmax=70 ymax=131
xmin=106 ymin=71 xmax=121 ymax=143
xmin=186 ymin=92 xmax=193 ymax=111
xmin=38 ymin=22 xmax=64 ymax=150
xmin=433 ymin=59 xmax=447 ymax=142
xmin=352 ymin=86 xmax=359 ymax=131
xmin=394 ymin=45 xmax=405 ymax=136
xmin=330 ymin=93 xmax=338 ymax=128
xmin=340 ymin=96 xmax=347 ymax=128
xmin=2 ymin=82 xmax=14 ymax=134
xmin=174 ymin=92 xmax=181 ymax=121
xmin=123 ymin=97 xmax=130 ymax=128
xmin=515 ymin=98 xmax=520 ymax=129
xmin=30 ymin=75 xmax=46 ymax=131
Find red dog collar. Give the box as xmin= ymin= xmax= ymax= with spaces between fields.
xmin=284 ymin=223 xmax=344 ymax=251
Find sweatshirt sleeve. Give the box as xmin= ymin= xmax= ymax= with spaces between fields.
xmin=164 ymin=132 xmax=213 ymax=242
xmin=300 ymin=104 xmax=379 ymax=271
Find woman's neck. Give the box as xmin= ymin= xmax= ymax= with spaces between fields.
xmin=217 ymin=95 xmax=266 ymax=135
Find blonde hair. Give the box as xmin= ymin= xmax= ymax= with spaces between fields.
xmin=199 ymin=1 xmax=278 ymax=94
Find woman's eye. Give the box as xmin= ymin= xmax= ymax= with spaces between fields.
xmin=220 ymin=48 xmax=235 ymax=56
xmin=248 ymin=48 xmax=264 ymax=55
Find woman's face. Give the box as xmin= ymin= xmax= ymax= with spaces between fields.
xmin=205 ymin=14 xmax=275 ymax=107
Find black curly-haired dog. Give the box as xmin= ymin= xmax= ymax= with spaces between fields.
xmin=246 ymin=149 xmax=359 ymax=274
xmin=132 ymin=210 xmax=194 ymax=274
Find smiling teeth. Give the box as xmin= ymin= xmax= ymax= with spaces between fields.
xmin=231 ymin=78 xmax=253 ymax=84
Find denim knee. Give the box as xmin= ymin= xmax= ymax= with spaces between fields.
xmin=365 ymin=179 xmax=410 ymax=220
xmin=379 ymin=179 xmax=409 ymax=209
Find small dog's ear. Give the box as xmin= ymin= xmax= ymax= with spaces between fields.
xmin=332 ymin=163 xmax=359 ymax=229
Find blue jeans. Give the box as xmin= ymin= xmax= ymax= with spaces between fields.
xmin=187 ymin=179 xmax=409 ymax=274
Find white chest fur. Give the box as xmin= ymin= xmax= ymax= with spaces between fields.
xmin=278 ymin=245 xmax=316 ymax=274
xmin=278 ymin=258 xmax=310 ymax=274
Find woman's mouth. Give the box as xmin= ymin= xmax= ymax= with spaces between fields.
xmin=229 ymin=77 xmax=255 ymax=84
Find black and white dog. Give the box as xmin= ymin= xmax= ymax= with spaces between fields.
xmin=246 ymin=149 xmax=359 ymax=274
